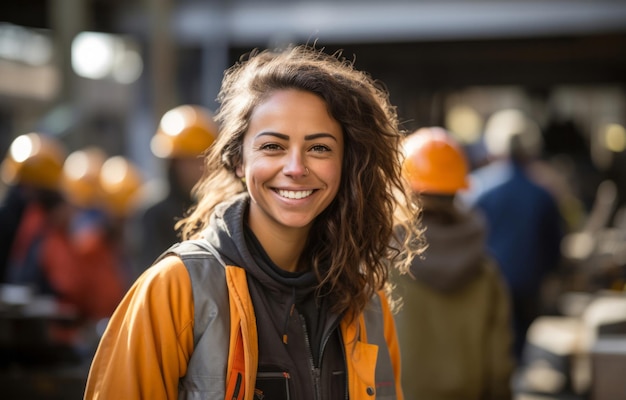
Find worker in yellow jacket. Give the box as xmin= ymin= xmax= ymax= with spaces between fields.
xmin=84 ymin=45 xmax=422 ymax=400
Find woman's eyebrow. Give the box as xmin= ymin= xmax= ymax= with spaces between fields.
xmin=256 ymin=131 xmax=338 ymax=142
xmin=256 ymin=131 xmax=288 ymax=140
xmin=305 ymin=133 xmax=338 ymax=142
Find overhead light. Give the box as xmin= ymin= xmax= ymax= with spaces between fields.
xmin=71 ymin=31 xmax=143 ymax=84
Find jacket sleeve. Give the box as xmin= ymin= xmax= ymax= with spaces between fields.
xmin=83 ymin=256 xmax=195 ymax=400
xmin=379 ymin=291 xmax=405 ymax=400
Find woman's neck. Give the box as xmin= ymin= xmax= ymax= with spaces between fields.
xmin=248 ymin=220 xmax=309 ymax=273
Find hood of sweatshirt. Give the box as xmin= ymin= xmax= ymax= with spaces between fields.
xmin=201 ymin=193 xmax=319 ymax=294
xmin=201 ymin=194 xmax=340 ymax=361
xmin=409 ymin=207 xmax=487 ymax=292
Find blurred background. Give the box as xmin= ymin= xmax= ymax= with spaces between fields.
xmin=1 ymin=0 xmax=626 ymax=399
xmin=0 ymin=0 xmax=624 ymax=193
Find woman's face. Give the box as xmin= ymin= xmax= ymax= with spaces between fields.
xmin=237 ymin=89 xmax=343 ymax=237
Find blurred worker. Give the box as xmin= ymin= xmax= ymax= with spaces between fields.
xmin=62 ymin=149 xmax=138 ymax=321
xmin=393 ymin=127 xmax=514 ymax=400
xmin=134 ymin=104 xmax=218 ymax=273
xmin=461 ymin=109 xmax=564 ymax=361
xmin=1 ymin=133 xmax=69 ymax=291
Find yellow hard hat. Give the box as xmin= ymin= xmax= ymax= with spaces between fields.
xmin=99 ymin=155 xmax=142 ymax=217
xmin=150 ymin=105 xmax=218 ymax=159
xmin=1 ymin=132 xmax=66 ymax=190
xmin=62 ymin=147 xmax=107 ymax=208
xmin=402 ymin=127 xmax=470 ymax=195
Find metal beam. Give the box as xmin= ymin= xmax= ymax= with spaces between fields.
xmin=174 ymin=1 xmax=626 ymax=45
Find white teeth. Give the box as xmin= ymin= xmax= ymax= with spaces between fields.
xmin=278 ymin=189 xmax=314 ymax=199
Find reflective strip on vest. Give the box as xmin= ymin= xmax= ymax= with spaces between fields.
xmin=164 ymin=241 xmax=231 ymax=399
xmin=363 ymin=294 xmax=397 ymax=399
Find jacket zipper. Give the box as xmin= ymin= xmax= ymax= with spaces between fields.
xmin=299 ymin=314 xmax=345 ymax=400
xmin=299 ymin=315 xmax=321 ymax=400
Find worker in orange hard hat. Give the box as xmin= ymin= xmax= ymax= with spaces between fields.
xmin=1 ymin=133 xmax=68 ymax=285
xmin=61 ymin=151 xmax=140 ymax=323
xmin=133 ymin=104 xmax=218 ymax=274
xmin=392 ymin=127 xmax=515 ymax=400
xmin=97 ymin=154 xmax=144 ymax=292
xmin=56 ymin=147 xmax=110 ymax=319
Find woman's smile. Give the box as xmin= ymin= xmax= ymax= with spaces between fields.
xmin=275 ymin=189 xmax=315 ymax=200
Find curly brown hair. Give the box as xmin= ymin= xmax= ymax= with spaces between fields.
xmin=177 ymin=44 xmax=422 ymax=320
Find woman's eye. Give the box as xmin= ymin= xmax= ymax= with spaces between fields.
xmin=259 ymin=143 xmax=282 ymax=151
xmin=311 ymin=144 xmax=331 ymax=153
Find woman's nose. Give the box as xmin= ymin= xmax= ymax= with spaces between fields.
xmin=282 ymin=152 xmax=308 ymax=178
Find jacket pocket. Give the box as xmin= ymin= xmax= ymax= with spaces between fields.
xmin=349 ymin=341 xmax=378 ymax=398
xmin=254 ymin=371 xmax=291 ymax=400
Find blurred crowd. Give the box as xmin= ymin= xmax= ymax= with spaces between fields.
xmin=0 ymin=104 xmax=217 ymax=396
xmin=1 ymin=103 xmax=625 ymax=400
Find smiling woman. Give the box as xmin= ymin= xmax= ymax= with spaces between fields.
xmin=236 ymin=89 xmax=344 ymax=257
xmin=84 ymin=44 xmax=423 ymax=400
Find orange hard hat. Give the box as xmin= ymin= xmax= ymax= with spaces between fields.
xmin=99 ymin=156 xmax=143 ymax=217
xmin=150 ymin=104 xmax=218 ymax=159
xmin=401 ymin=127 xmax=470 ymax=195
xmin=62 ymin=147 xmax=107 ymax=208
xmin=1 ymin=132 xmax=66 ymax=190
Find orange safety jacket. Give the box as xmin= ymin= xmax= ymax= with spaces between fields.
xmin=84 ymin=240 xmax=404 ymax=400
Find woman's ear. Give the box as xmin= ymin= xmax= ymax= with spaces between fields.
xmin=235 ymin=164 xmax=244 ymax=179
